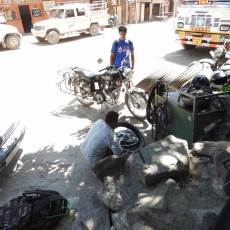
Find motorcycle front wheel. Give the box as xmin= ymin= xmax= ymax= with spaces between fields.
xmin=74 ymin=86 xmax=95 ymax=107
xmin=125 ymin=91 xmax=147 ymax=120
xmin=115 ymin=122 xmax=145 ymax=151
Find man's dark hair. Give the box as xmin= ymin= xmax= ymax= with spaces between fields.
xmin=105 ymin=111 xmax=119 ymax=126
xmin=118 ymin=25 xmax=127 ymax=33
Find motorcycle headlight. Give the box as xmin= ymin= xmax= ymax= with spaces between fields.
xmin=122 ymin=68 xmax=132 ymax=79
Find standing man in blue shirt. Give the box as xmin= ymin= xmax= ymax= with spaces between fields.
xmin=110 ymin=25 xmax=135 ymax=72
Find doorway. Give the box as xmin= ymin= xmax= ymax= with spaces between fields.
xmin=152 ymin=3 xmax=160 ymax=17
xmin=19 ymin=5 xmax=32 ymax=33
xmin=144 ymin=3 xmax=150 ymax=21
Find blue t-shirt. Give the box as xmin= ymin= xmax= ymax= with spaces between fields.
xmin=111 ymin=38 xmax=134 ymax=68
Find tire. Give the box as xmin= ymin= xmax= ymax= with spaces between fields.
xmin=47 ymin=31 xmax=60 ymax=45
xmin=109 ymin=20 xmax=113 ymax=28
xmin=115 ymin=122 xmax=145 ymax=151
xmin=125 ymin=91 xmax=148 ymax=120
xmin=89 ymin=24 xmax=99 ymax=36
xmin=5 ymin=35 xmax=20 ymax=49
xmin=35 ymin=37 xmax=45 ymax=42
xmin=181 ymin=44 xmax=196 ymax=49
xmin=115 ymin=20 xmax=120 ymax=27
xmin=226 ymin=42 xmax=230 ymax=52
xmin=73 ymin=86 xmax=95 ymax=107
xmin=154 ymin=104 xmax=168 ymax=141
xmin=76 ymin=96 xmax=95 ymax=107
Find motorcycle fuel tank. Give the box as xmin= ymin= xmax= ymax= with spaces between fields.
xmin=102 ymin=69 xmax=121 ymax=81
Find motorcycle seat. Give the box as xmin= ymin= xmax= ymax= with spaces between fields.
xmin=74 ymin=68 xmax=100 ymax=81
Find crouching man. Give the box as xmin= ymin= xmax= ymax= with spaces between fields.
xmin=80 ymin=111 xmax=129 ymax=182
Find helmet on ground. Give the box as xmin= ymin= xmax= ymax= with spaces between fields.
xmin=191 ymin=75 xmax=210 ymax=88
xmin=181 ymin=86 xmax=213 ymax=107
xmin=214 ymin=47 xmax=225 ymax=58
xmin=210 ymin=70 xmax=229 ymax=89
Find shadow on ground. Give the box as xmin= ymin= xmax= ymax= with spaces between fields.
xmin=163 ymin=46 xmax=212 ymax=67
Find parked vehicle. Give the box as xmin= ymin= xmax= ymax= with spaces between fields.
xmin=57 ymin=53 xmax=148 ymax=120
xmin=175 ymin=0 xmax=230 ymax=51
xmin=31 ymin=1 xmax=108 ymax=45
xmin=108 ymin=13 xmax=120 ymax=28
xmin=0 ymin=111 xmax=25 ymax=172
xmin=0 ymin=24 xmax=21 ymax=49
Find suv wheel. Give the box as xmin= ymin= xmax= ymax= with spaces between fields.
xmin=5 ymin=35 xmax=20 ymax=49
xmin=47 ymin=31 xmax=60 ymax=45
xmin=89 ymin=24 xmax=99 ymax=36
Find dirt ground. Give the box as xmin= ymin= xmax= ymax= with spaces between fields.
xmin=0 ymin=96 xmax=153 ymax=203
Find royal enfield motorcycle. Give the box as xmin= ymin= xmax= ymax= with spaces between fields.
xmin=57 ymin=56 xmax=147 ymax=120
xmin=108 ymin=13 xmax=120 ymax=28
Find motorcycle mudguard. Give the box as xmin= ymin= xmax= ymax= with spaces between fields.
xmin=199 ymin=58 xmax=215 ymax=68
xmin=129 ymin=87 xmax=145 ymax=94
xmin=129 ymin=88 xmax=149 ymax=101
xmin=187 ymin=61 xmax=203 ymax=69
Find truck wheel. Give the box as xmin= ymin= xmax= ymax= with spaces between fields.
xmin=47 ymin=31 xmax=60 ymax=44
xmin=5 ymin=35 xmax=20 ymax=49
xmin=89 ymin=24 xmax=99 ymax=36
xmin=181 ymin=44 xmax=196 ymax=49
xmin=35 ymin=37 xmax=45 ymax=42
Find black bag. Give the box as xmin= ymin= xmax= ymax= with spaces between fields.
xmin=0 ymin=189 xmax=70 ymax=230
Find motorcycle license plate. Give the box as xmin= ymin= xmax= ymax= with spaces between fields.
xmin=179 ymin=31 xmax=186 ymax=38
xmin=94 ymin=82 xmax=99 ymax=90
xmin=211 ymin=34 xmax=220 ymax=42
xmin=192 ymin=37 xmax=202 ymax=45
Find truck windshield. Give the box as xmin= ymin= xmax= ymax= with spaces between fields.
xmin=50 ymin=9 xmax=64 ymax=19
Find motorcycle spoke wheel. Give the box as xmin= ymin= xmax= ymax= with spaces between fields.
xmin=115 ymin=122 xmax=145 ymax=151
xmin=74 ymin=86 xmax=94 ymax=107
xmin=125 ymin=92 xmax=147 ymax=120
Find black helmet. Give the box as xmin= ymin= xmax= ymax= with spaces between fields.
xmin=210 ymin=70 xmax=229 ymax=89
xmin=181 ymin=86 xmax=213 ymax=107
xmin=191 ymin=75 xmax=210 ymax=88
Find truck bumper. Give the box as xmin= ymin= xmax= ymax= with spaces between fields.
xmin=31 ymin=29 xmax=46 ymax=38
xmin=175 ymin=38 xmax=228 ymax=48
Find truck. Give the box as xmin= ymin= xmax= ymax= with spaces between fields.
xmin=31 ymin=1 xmax=109 ymax=45
xmin=0 ymin=12 xmax=21 ymax=50
xmin=175 ymin=0 xmax=230 ymax=51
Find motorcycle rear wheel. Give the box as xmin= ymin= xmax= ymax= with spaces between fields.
xmin=74 ymin=86 xmax=95 ymax=107
xmin=125 ymin=91 xmax=147 ymax=120
xmin=76 ymin=96 xmax=95 ymax=107
xmin=115 ymin=122 xmax=145 ymax=151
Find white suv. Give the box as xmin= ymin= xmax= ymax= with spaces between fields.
xmin=0 ymin=24 xmax=22 ymax=50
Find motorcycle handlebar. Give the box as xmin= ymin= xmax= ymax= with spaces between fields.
xmin=99 ymin=65 xmax=115 ymax=72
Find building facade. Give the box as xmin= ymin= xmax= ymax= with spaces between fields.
xmin=0 ymin=0 xmax=89 ymax=33
xmin=0 ymin=0 xmax=174 ymax=34
xmin=108 ymin=0 xmax=174 ymax=24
